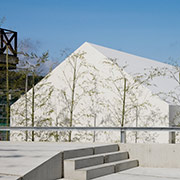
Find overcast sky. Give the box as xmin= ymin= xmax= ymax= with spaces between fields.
xmin=1 ymin=0 xmax=180 ymax=65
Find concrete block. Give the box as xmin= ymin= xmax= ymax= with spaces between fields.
xmin=65 ymin=158 xmax=119 ymax=180
xmin=104 ymin=151 xmax=129 ymax=163
xmin=81 ymin=163 xmax=115 ymax=180
xmin=119 ymin=143 xmax=180 ymax=168
xmin=64 ymin=166 xmax=87 ymax=180
xmin=74 ymin=155 xmax=104 ymax=169
xmin=63 ymin=148 xmax=94 ymax=160
xmin=115 ymin=159 xmax=139 ymax=172
xmin=18 ymin=152 xmax=63 ymax=180
xmin=94 ymin=144 xmax=119 ymax=154
xmin=64 ymin=155 xmax=104 ymax=178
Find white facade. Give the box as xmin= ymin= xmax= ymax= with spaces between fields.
xmin=10 ymin=42 xmax=180 ymax=143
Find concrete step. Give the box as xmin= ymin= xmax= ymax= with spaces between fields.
xmin=63 ymin=144 xmax=138 ymax=180
xmin=114 ymin=159 xmax=139 ymax=172
xmin=65 ymin=159 xmax=138 ymax=180
xmin=94 ymin=144 xmax=119 ymax=154
xmin=63 ymin=147 xmax=94 ymax=160
xmin=64 ymin=144 xmax=119 ymax=159
xmin=104 ymin=151 xmax=129 ymax=163
xmin=64 ymin=151 xmax=129 ymax=173
xmin=64 ymin=155 xmax=104 ymax=172
xmin=63 ymin=144 xmax=119 ymax=160
xmin=65 ymin=162 xmax=114 ymax=180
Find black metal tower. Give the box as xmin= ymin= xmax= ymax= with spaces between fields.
xmin=0 ymin=28 xmax=19 ymax=69
xmin=0 ymin=28 xmax=19 ymax=140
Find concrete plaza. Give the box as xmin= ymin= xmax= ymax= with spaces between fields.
xmin=95 ymin=167 xmax=180 ymax=180
xmin=0 ymin=142 xmax=180 ymax=180
xmin=0 ymin=142 xmax=110 ymax=179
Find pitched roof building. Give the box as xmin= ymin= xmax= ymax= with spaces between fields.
xmin=10 ymin=42 xmax=180 ymax=143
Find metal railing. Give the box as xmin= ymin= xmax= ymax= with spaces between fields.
xmin=1 ymin=126 xmax=180 ymax=143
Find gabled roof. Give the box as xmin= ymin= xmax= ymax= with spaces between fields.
xmin=87 ymin=42 xmax=178 ymax=105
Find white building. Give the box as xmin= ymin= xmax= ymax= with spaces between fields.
xmin=10 ymin=42 xmax=180 ymax=143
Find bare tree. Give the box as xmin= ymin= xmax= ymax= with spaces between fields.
xmin=10 ymin=38 xmax=50 ymax=141
xmin=20 ymin=51 xmax=49 ymax=141
xmin=80 ymin=64 xmax=106 ymax=142
xmin=143 ymin=60 xmax=180 ymax=142
xmin=103 ymin=58 xmax=156 ymax=142
xmin=60 ymin=51 xmax=88 ymax=142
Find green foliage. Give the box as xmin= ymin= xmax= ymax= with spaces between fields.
xmin=0 ymin=70 xmax=43 ymax=99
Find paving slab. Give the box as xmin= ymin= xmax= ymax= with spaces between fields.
xmin=0 ymin=174 xmax=20 ymax=180
xmin=0 ymin=141 xmax=109 ymax=180
xmin=95 ymin=167 xmax=180 ymax=180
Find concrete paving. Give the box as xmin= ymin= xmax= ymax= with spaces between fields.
xmin=95 ymin=167 xmax=180 ymax=180
xmin=1 ymin=142 xmax=180 ymax=180
xmin=0 ymin=141 xmax=109 ymax=180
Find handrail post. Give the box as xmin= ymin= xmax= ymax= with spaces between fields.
xmin=169 ymin=131 xmax=176 ymax=144
xmin=120 ymin=129 xmax=126 ymax=143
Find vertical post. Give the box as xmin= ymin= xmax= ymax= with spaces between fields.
xmin=135 ymin=106 xmax=138 ymax=143
xmin=0 ymin=29 xmax=3 ymax=52
xmin=169 ymin=131 xmax=176 ymax=144
xmin=14 ymin=32 xmax=17 ymax=57
xmin=120 ymin=129 xmax=126 ymax=143
xmin=6 ymin=45 xmax=9 ymax=141
xmin=169 ymin=106 xmax=176 ymax=144
xmin=93 ymin=114 xmax=96 ymax=142
xmin=55 ymin=116 xmax=59 ymax=142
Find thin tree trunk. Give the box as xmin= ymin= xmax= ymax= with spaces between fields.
xmin=32 ymin=73 xmax=35 ymax=141
xmin=68 ymin=60 xmax=77 ymax=142
xmin=121 ymin=78 xmax=126 ymax=127
xmin=25 ymin=71 xmax=28 ymax=141
xmin=120 ymin=78 xmax=127 ymax=143
xmin=6 ymin=45 xmax=9 ymax=141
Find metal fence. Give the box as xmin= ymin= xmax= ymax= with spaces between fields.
xmin=1 ymin=126 xmax=180 ymax=144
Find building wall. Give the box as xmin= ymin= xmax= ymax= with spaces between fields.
xmin=10 ymin=43 xmax=170 ymax=143
xmin=119 ymin=143 xmax=180 ymax=168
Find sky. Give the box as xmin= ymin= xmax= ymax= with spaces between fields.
xmin=1 ymin=0 xmax=180 ymax=65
